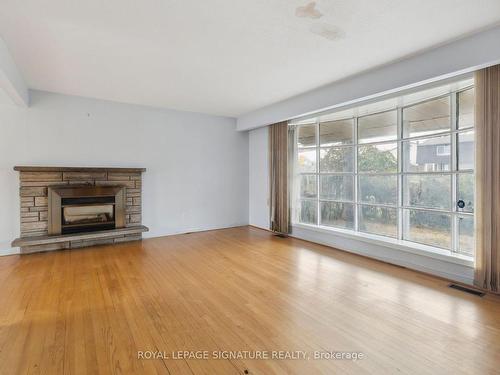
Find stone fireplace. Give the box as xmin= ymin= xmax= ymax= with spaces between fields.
xmin=11 ymin=166 xmax=148 ymax=254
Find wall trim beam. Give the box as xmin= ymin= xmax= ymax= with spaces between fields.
xmin=237 ymin=25 xmax=500 ymax=131
xmin=0 ymin=37 xmax=29 ymax=107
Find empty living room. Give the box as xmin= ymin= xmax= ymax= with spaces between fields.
xmin=1 ymin=1 xmax=500 ymax=374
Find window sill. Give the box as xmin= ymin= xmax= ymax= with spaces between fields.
xmin=291 ymin=223 xmax=474 ymax=268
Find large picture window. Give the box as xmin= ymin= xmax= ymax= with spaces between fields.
xmin=292 ymin=79 xmax=475 ymax=257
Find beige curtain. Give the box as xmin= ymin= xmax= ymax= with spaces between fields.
xmin=475 ymin=65 xmax=500 ymax=293
xmin=269 ymin=121 xmax=291 ymax=234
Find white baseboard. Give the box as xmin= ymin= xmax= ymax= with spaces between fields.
xmin=0 ymin=241 xmax=20 ymax=256
xmin=249 ymin=224 xmax=270 ymax=231
xmin=144 ymin=222 xmax=249 ymax=239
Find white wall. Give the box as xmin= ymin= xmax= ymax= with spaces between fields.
xmin=0 ymin=90 xmax=249 ymax=254
xmin=249 ymin=126 xmax=269 ymax=229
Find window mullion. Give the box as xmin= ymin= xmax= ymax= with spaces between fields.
xmin=316 ymin=120 xmax=320 ymax=226
xmin=354 ymin=116 xmax=359 ymax=232
xmin=397 ymin=106 xmax=403 ymax=241
xmin=451 ymin=91 xmax=458 ymax=253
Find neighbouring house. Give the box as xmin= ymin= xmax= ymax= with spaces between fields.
xmin=416 ymin=132 xmax=474 ymax=171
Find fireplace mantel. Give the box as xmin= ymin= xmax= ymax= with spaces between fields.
xmin=12 ymin=166 xmax=147 ymax=254
xmin=14 ymin=166 xmax=146 ymax=173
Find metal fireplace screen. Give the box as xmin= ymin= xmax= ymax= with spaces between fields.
xmin=48 ymin=185 xmax=125 ymax=235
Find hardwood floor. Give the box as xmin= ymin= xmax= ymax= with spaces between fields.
xmin=0 ymin=226 xmax=499 ymax=374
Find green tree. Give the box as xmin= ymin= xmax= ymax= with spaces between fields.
xmin=357 ymin=145 xmax=397 ymax=173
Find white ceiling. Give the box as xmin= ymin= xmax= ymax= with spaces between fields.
xmin=0 ymin=0 xmax=499 ymax=117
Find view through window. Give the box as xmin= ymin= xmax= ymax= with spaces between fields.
xmin=291 ymin=79 xmax=475 ymax=257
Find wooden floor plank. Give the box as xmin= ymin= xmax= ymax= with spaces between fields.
xmin=0 ymin=226 xmax=499 ymax=374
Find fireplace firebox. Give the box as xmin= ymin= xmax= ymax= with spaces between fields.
xmin=48 ymin=185 xmax=126 ymax=235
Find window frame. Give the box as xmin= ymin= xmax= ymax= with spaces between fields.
xmin=293 ymin=85 xmax=475 ymax=258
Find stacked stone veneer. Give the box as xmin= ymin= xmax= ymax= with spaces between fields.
xmin=18 ymin=169 xmax=144 ymax=252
